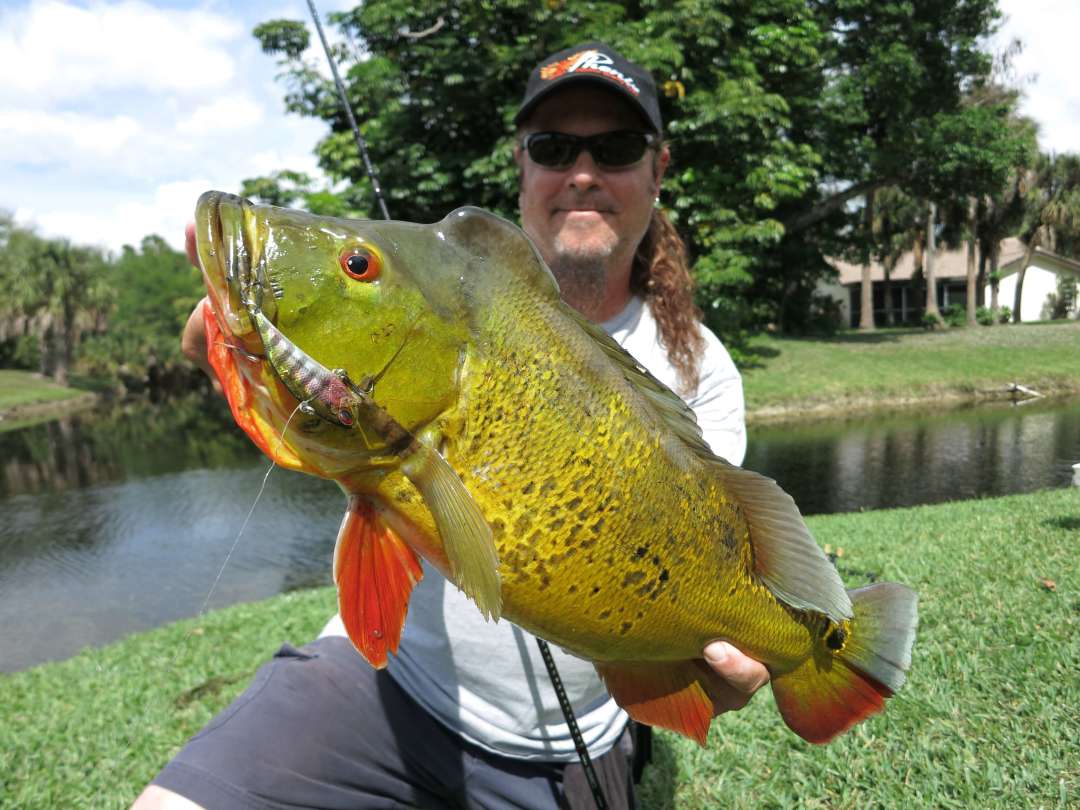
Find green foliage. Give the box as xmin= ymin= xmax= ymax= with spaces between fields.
xmin=942 ymin=303 xmax=966 ymax=327
xmin=0 ymin=217 xmax=205 ymax=391
xmin=975 ymin=305 xmax=995 ymax=326
xmin=0 ymin=216 xmax=111 ymax=384
xmin=243 ymin=1 xmax=1006 ymax=339
xmin=79 ymin=235 xmax=205 ymax=383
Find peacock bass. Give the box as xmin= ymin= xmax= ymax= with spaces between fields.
xmin=194 ymin=191 xmax=918 ymax=745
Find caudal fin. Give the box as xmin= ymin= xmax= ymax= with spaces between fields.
xmin=772 ymin=582 xmax=918 ymax=743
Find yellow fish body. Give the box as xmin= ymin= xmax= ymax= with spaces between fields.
xmin=195 ymin=191 xmax=917 ymax=745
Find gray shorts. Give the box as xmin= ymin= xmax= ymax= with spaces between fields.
xmin=153 ymin=637 xmax=638 ymax=809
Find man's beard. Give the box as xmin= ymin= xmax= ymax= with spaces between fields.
xmin=547 ymin=234 xmax=616 ymax=314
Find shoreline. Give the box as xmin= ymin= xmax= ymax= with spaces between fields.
xmin=0 ymin=391 xmax=101 ymax=430
xmin=745 ymin=380 xmax=1080 ymax=425
xmin=2 ymin=382 xmax=1078 ymax=429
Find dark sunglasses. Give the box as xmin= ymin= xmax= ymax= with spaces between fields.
xmin=522 ymin=130 xmax=658 ymax=169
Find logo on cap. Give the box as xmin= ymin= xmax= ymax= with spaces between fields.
xmin=539 ymin=49 xmax=641 ymax=96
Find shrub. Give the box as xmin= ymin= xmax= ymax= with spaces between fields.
xmin=975 ymin=306 xmax=995 ymax=326
xmin=942 ymin=303 xmax=966 ymax=327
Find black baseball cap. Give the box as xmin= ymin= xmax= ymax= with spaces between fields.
xmin=514 ymin=42 xmax=662 ymax=134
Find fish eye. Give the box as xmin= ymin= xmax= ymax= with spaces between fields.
xmin=339 ymin=246 xmax=381 ymax=281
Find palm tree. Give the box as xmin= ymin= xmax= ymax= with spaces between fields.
xmin=0 ymin=223 xmax=111 ymax=385
xmin=1013 ymin=153 xmax=1080 ymax=322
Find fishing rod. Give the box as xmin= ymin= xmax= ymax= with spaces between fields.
xmin=304 ymin=3 xmax=609 ymax=807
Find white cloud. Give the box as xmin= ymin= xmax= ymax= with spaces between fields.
xmin=22 ymin=179 xmax=214 ymax=253
xmin=994 ymin=0 xmax=1080 ymax=155
xmin=177 ymin=95 xmax=266 ymax=135
xmin=0 ymin=0 xmax=238 ymax=102
xmin=0 ymin=108 xmax=142 ymax=164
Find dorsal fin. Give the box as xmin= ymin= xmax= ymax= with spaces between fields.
xmin=569 ymin=306 xmax=852 ymax=622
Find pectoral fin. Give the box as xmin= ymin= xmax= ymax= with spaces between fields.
xmin=594 ymin=660 xmax=716 ymax=746
xmin=401 ymin=445 xmax=502 ymax=621
xmin=333 ymin=495 xmax=423 ymax=668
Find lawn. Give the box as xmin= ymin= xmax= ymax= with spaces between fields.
xmin=0 ymin=369 xmax=88 ymax=412
xmin=740 ymin=319 xmax=1080 ymax=420
xmin=1 ymin=488 xmax=1076 ymax=809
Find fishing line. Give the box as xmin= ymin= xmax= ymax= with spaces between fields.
xmin=195 ymin=399 xmax=306 ymax=619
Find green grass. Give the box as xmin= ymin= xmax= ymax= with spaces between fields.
xmin=741 ymin=320 xmax=1080 ymax=418
xmin=2 ymin=489 xmax=1076 ymax=809
xmin=0 ymin=369 xmax=89 ymax=412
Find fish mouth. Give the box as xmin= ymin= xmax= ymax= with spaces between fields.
xmin=194 ymin=191 xmax=267 ymax=341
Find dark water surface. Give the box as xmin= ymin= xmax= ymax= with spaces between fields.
xmin=1 ymin=395 xmax=1078 ymax=672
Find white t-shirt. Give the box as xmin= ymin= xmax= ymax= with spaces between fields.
xmin=321 ymin=295 xmax=745 ymax=760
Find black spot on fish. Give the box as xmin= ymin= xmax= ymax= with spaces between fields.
xmin=825 ymin=627 xmax=847 ymax=651
xmin=591 ymin=586 xmax=601 ymax=596
xmin=622 ymin=571 xmax=645 ymax=587
xmin=720 ymin=524 xmax=737 ymax=552
xmin=620 ymin=622 xmax=632 ymax=635
xmin=568 ymin=584 xmax=577 ymax=594
xmin=652 ymin=555 xmax=661 ymax=566
xmin=659 ymin=569 xmax=670 ymax=582
xmin=634 ymin=547 xmax=647 ymax=559
xmin=599 ymin=609 xmax=611 ymax=619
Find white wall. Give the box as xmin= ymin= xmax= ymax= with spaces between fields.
xmin=985 ymin=265 xmax=1078 ymax=321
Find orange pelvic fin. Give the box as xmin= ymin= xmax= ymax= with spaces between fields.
xmin=772 ymin=582 xmax=918 ymax=743
xmin=334 ymin=496 xmax=423 ymax=669
xmin=594 ymin=659 xmax=716 ymax=745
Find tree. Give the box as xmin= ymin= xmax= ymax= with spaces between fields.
xmin=0 ymin=220 xmax=110 ymax=384
xmin=1013 ymin=152 xmax=1080 ymax=321
xmin=245 ymin=0 xmax=1012 ymax=340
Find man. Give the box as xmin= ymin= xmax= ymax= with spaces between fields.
xmin=135 ymin=42 xmax=768 ymax=810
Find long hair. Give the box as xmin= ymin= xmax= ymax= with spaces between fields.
xmin=630 ymin=206 xmax=705 ymax=395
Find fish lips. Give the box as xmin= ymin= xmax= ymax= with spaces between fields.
xmin=194 ymin=190 xmax=267 ymax=344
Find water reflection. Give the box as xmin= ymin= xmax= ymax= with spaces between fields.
xmin=745 ymin=398 xmax=1080 ymax=515
xmin=1 ymin=395 xmax=1078 ymax=672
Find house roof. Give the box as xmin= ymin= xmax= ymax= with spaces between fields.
xmin=828 ymin=237 xmax=1080 ymax=285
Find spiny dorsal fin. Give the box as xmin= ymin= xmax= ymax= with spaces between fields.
xmin=569 ymin=305 xmax=851 ymax=622
xmin=565 ymin=307 xmax=714 ymax=457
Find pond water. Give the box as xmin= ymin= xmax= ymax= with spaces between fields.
xmin=1 ymin=395 xmax=1077 ymax=672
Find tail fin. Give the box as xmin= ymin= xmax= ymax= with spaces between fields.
xmin=771 ymin=582 xmax=918 ymax=743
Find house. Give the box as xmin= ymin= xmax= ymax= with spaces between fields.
xmin=824 ymin=238 xmax=1080 ymax=327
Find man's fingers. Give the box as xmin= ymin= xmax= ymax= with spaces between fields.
xmin=703 ymin=641 xmax=770 ymax=714
xmin=185 ymin=222 xmax=198 ymax=268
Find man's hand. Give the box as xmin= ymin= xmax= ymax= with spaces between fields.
xmin=180 ymin=222 xmax=217 ymax=388
xmin=702 ymin=641 xmax=770 ymax=714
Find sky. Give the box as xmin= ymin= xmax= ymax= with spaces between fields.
xmin=1 ymin=0 xmax=1078 ymax=255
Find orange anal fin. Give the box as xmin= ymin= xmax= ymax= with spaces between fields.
xmin=771 ymin=655 xmax=892 ymax=744
xmin=334 ymin=496 xmax=423 ymax=669
xmin=595 ymin=660 xmax=715 ymax=746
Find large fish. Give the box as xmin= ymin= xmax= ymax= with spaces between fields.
xmin=193 ymin=191 xmax=917 ymax=745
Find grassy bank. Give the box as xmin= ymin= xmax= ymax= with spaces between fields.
xmin=741 ymin=320 xmax=1080 ymax=422
xmin=1 ymin=488 xmax=1076 ymax=808
xmin=0 ymin=369 xmax=97 ymax=430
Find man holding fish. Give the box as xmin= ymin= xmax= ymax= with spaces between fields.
xmin=135 ymin=43 xmax=770 ymax=810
